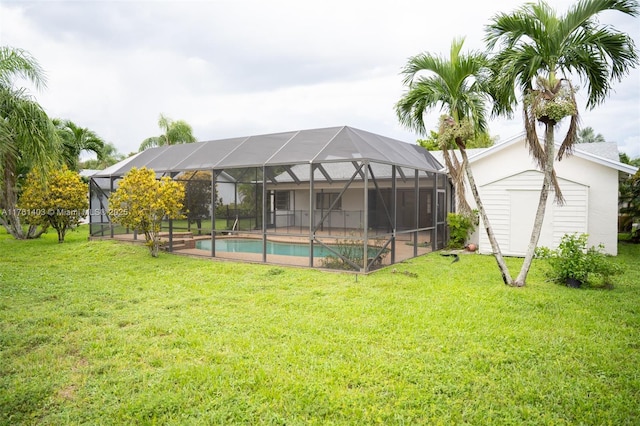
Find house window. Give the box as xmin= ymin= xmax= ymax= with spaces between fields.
xmin=316 ymin=192 xmax=341 ymax=210
xmin=275 ymin=191 xmax=290 ymax=210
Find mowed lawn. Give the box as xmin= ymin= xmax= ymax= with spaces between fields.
xmin=1 ymin=227 xmax=639 ymax=425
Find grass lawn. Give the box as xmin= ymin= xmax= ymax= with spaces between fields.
xmin=1 ymin=226 xmax=639 ymax=424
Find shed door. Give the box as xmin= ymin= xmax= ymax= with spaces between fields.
xmin=509 ymin=190 xmax=554 ymax=254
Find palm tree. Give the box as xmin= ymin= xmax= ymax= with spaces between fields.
xmin=80 ymin=142 xmax=125 ymax=170
xmin=54 ymin=119 xmax=105 ymax=171
xmin=0 ymin=46 xmax=59 ymax=239
xmin=139 ymin=113 xmax=197 ymax=151
xmin=577 ymin=126 xmax=606 ymax=143
xmin=396 ymin=38 xmax=514 ymax=285
xmin=486 ymin=0 xmax=639 ymax=286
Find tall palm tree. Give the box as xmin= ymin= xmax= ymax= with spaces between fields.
xmin=139 ymin=113 xmax=197 ymax=151
xmin=396 ymin=38 xmax=514 ymax=285
xmin=0 ymin=46 xmax=59 ymax=239
xmin=486 ymin=0 xmax=639 ymax=286
xmin=577 ymin=126 xmax=606 ymax=143
xmin=54 ymin=119 xmax=105 ymax=171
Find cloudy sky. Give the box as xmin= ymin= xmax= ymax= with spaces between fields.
xmin=1 ymin=0 xmax=639 ymax=158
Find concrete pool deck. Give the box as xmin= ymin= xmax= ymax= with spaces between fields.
xmin=93 ymin=230 xmax=435 ymax=271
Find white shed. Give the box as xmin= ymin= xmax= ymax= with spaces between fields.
xmin=436 ymin=135 xmax=637 ymax=256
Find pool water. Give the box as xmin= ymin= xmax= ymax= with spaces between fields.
xmin=195 ymin=238 xmax=380 ymax=258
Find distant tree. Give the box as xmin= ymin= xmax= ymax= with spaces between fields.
xmin=620 ymin=170 xmax=640 ymax=242
xmin=468 ymin=131 xmax=497 ymax=148
xmin=620 ymin=152 xmax=631 ymax=164
xmin=417 ymin=131 xmax=440 ymax=151
xmin=486 ymin=0 xmax=639 ymax=286
xmin=619 ymin=153 xmax=640 ymax=167
xmin=54 ymin=119 xmax=105 ymax=171
xmin=178 ymin=170 xmax=214 ymax=234
xmin=139 ymin=113 xmax=197 ymax=151
xmin=80 ymin=142 xmax=125 ymax=170
xmin=419 ymin=129 xmax=496 ymax=152
xmin=109 ymin=167 xmax=185 ymax=257
xmin=18 ymin=167 xmax=88 ymax=242
xmin=577 ymin=126 xmax=606 ymax=143
xmin=0 ymin=46 xmax=59 ymax=239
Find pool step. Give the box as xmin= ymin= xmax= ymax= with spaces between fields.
xmin=160 ymin=232 xmax=197 ymax=251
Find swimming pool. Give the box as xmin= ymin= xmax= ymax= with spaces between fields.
xmin=195 ymin=238 xmax=381 ymax=258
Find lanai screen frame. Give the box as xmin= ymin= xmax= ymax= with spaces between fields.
xmin=89 ymin=126 xmax=452 ymax=272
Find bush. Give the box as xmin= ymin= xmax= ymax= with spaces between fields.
xmin=109 ymin=167 xmax=184 ymax=257
xmin=18 ymin=167 xmax=88 ymax=243
xmin=446 ymin=211 xmax=477 ymax=249
xmin=535 ymin=233 xmax=623 ymax=288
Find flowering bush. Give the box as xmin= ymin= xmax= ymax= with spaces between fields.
xmin=109 ymin=167 xmax=184 ymax=257
xmin=18 ymin=167 xmax=88 ymax=242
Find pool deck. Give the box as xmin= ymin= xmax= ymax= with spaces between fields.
xmin=93 ymin=229 xmax=434 ymax=271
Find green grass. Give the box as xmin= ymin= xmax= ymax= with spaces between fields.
xmin=1 ymin=226 xmax=639 ymax=424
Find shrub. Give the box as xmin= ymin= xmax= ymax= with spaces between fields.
xmin=109 ymin=167 xmax=184 ymax=257
xmin=535 ymin=233 xmax=623 ymax=288
xmin=18 ymin=167 xmax=88 ymax=243
xmin=446 ymin=211 xmax=477 ymax=249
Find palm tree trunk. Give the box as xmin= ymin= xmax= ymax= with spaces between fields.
xmin=1 ymin=155 xmax=26 ymax=239
xmin=459 ymin=148 xmax=513 ymax=285
xmin=514 ymin=124 xmax=555 ymax=286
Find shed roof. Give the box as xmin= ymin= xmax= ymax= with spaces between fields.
xmin=431 ymin=135 xmax=638 ymax=176
xmin=93 ymin=126 xmax=443 ymax=178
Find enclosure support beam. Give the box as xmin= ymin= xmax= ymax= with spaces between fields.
xmin=110 ymin=177 xmax=115 ymax=238
xmin=313 ymin=162 xmax=365 ymax=233
xmin=309 ymin=163 xmax=315 ymax=268
xmin=211 ymin=170 xmax=217 ymax=257
xmin=363 ymin=161 xmax=369 ymax=273
xmin=391 ymin=166 xmax=397 ymax=265
xmin=414 ymin=169 xmax=419 ymax=258
xmin=262 ymin=165 xmax=267 ymax=263
xmin=433 ymin=174 xmax=438 ymax=253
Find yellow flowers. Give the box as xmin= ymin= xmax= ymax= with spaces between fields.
xmin=18 ymin=166 xmax=89 ymax=243
xmin=109 ymin=167 xmax=185 ymax=257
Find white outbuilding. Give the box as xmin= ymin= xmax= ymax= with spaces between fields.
xmin=435 ymin=135 xmax=638 ymax=256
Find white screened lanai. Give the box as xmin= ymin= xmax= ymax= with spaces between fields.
xmin=90 ymin=126 xmax=452 ymax=272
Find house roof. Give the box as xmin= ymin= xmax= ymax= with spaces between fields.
xmin=432 ymin=134 xmax=638 ymax=176
xmin=93 ymin=126 xmax=443 ymax=178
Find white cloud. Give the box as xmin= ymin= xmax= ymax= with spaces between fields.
xmin=1 ymin=0 xmax=638 ymax=158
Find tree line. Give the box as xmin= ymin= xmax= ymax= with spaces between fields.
xmin=0 ymin=45 xmax=196 ymax=242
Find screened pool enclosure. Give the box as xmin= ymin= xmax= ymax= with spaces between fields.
xmin=90 ymin=126 xmax=453 ymax=272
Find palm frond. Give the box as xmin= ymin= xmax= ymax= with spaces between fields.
xmin=523 ymin=104 xmax=545 ymax=170
xmin=557 ymin=112 xmax=580 ymax=161
xmin=0 ymin=46 xmax=47 ymax=90
xmin=139 ymin=137 xmax=161 ymax=152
